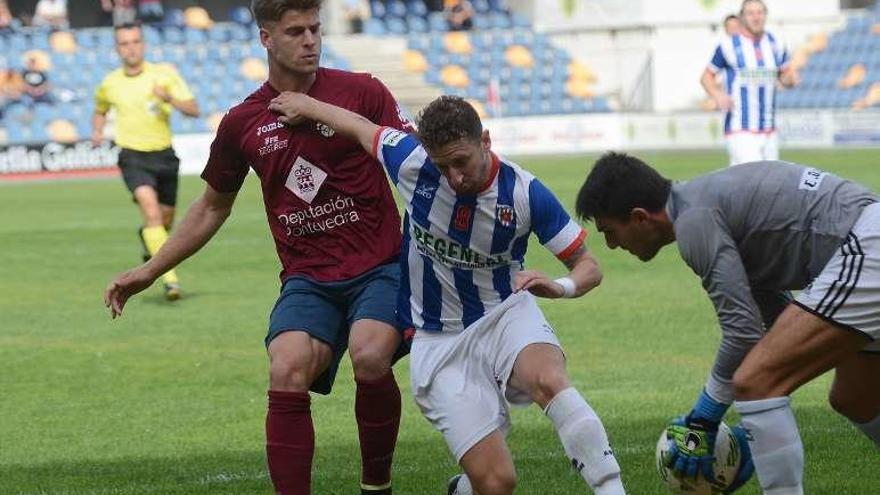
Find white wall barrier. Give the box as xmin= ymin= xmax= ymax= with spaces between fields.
xmin=1 ymin=109 xmax=878 ymax=177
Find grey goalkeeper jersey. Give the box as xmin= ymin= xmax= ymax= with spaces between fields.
xmin=666 ymin=161 xmax=877 ymax=403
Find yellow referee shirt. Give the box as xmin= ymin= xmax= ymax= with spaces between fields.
xmin=95 ymin=62 xmax=194 ymax=152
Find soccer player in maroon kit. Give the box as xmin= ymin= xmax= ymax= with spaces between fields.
xmin=104 ymin=1 xmax=414 ymax=494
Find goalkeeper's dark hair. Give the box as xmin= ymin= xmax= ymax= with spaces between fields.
xmin=251 ymin=0 xmax=322 ymax=28
xmin=575 ymin=152 xmax=671 ymax=222
xmin=416 ymin=95 xmax=482 ymax=152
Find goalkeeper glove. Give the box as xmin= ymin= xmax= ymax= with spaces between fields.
xmin=663 ymin=389 xmax=728 ymax=481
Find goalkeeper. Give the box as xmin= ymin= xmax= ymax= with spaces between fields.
xmin=576 ymin=153 xmax=880 ymax=495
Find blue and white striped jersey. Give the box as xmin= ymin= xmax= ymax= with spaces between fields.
xmin=372 ymin=127 xmax=586 ymax=333
xmin=708 ymin=32 xmax=789 ymax=134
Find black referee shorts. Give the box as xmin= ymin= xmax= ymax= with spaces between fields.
xmin=117 ymin=147 xmax=181 ymax=207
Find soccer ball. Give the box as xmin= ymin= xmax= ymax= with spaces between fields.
xmin=655 ymin=421 xmax=746 ymax=494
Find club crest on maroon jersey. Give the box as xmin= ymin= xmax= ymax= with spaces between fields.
xmin=285 ymin=156 xmax=327 ymax=204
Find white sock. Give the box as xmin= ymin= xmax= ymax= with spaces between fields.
xmin=735 ymin=397 xmax=804 ymax=495
xmin=854 ymin=412 xmax=880 ymax=447
xmin=544 ymin=387 xmax=625 ymax=495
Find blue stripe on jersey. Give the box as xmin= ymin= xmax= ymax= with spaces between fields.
xmin=740 ymin=86 xmax=749 ymax=131
xmin=755 ymin=41 xmax=766 ymax=131
xmin=409 ymin=162 xmax=444 ymax=331
xmin=510 ymin=233 xmax=529 ymax=262
xmin=397 ymin=215 xmax=414 ymax=330
xmin=490 ymin=164 xmax=518 ymax=300
xmin=528 ymin=179 xmax=570 ymax=245
xmin=380 ymin=131 xmax=420 ymax=185
xmin=420 ymin=254 xmax=444 ymax=332
xmin=732 ymin=36 xmax=746 ymax=68
xmin=446 ymin=195 xmax=484 ymax=329
xmin=724 ymin=67 xmax=735 ymax=133
xmin=410 ymin=161 xmax=441 ymax=228
xmin=710 ymin=46 xmax=727 ymax=70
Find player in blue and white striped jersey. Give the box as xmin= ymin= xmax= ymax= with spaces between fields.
xmin=268 ymin=93 xmax=627 ymax=495
xmin=700 ymin=0 xmax=799 ymax=166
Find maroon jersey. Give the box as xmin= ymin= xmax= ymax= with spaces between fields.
xmin=202 ymin=68 xmax=415 ymax=282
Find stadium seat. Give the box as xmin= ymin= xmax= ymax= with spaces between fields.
xmin=164 ymin=8 xmax=186 ymax=28
xmin=229 ymin=6 xmax=253 ymax=25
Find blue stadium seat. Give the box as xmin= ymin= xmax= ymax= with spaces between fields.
xmin=370 ymin=1 xmax=386 ymax=19
xmin=427 ymin=12 xmax=448 ymax=31
xmin=387 ymin=0 xmax=408 ymax=18
xmin=407 ymin=16 xmax=429 ymax=33
xmin=229 ymin=6 xmax=253 ymax=25
xmin=385 ymin=17 xmax=408 ymax=35
xmin=164 ymin=8 xmax=186 ymax=28
xmin=407 ymin=0 xmax=428 ymax=17
xmin=363 ymin=18 xmax=387 ymax=35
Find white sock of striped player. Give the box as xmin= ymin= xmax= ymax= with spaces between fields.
xmin=544 ymin=388 xmax=625 ymax=495
xmin=853 ymin=412 xmax=880 ymax=447
xmin=735 ymin=397 xmax=804 ymax=495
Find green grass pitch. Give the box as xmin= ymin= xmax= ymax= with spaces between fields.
xmin=1 ymin=148 xmax=878 ymax=494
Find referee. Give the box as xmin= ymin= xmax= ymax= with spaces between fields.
xmin=92 ymin=22 xmax=199 ymax=300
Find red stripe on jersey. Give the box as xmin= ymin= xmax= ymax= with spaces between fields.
xmin=479 ymin=152 xmax=501 ymax=193
xmin=372 ymin=126 xmax=388 ymax=159
xmin=556 ymin=228 xmax=587 ymax=260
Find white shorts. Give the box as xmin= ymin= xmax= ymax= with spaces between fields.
xmin=726 ymin=132 xmax=779 ymax=166
xmin=795 ymin=202 xmax=880 ymax=352
xmin=409 ymin=291 xmax=562 ymax=461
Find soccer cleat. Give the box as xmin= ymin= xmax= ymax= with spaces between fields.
xmin=137 ymin=227 xmax=151 ymax=262
xmin=164 ymin=283 xmax=181 ymax=301
xmin=360 ymin=486 xmax=391 ymax=495
xmin=447 ymin=474 xmax=473 ymax=495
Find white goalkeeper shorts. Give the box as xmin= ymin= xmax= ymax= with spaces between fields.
xmin=726 ymin=131 xmax=778 ymax=166
xmin=795 ymin=202 xmax=880 ymax=352
xmin=409 ymin=291 xmax=562 ymax=461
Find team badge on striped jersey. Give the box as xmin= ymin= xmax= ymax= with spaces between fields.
xmin=496 ymin=204 xmax=515 ymax=228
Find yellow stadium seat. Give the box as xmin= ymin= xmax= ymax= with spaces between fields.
xmin=48 ymin=119 xmax=78 ymax=144
xmin=839 ymin=63 xmax=867 ymax=89
xmin=22 ymin=50 xmax=51 ymax=71
xmin=403 ymin=50 xmax=429 ymax=73
xmin=466 ymin=98 xmax=487 ymax=119
xmin=565 ymin=78 xmax=595 ymax=99
xmin=853 ymin=82 xmax=880 ymax=110
xmin=805 ymin=32 xmax=827 ymax=53
xmin=440 ymin=64 xmax=469 ymax=88
xmin=504 ymin=45 xmax=534 ymax=68
xmin=49 ymin=31 xmax=77 ymax=54
xmin=444 ymin=32 xmax=473 ymax=55
xmin=207 ymin=112 xmax=225 ymax=132
xmin=241 ymin=57 xmax=269 ymax=81
xmin=184 ymin=6 xmax=213 ymax=29
xmin=568 ymin=61 xmax=597 ymax=83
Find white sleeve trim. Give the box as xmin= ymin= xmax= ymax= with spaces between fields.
xmin=544 ymin=220 xmax=583 ymax=256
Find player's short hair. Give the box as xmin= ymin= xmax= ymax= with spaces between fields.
xmin=416 ymin=95 xmax=482 ymax=152
xmin=724 ymin=14 xmax=739 ymax=23
xmin=575 ymin=152 xmax=672 ymax=222
xmin=251 ymin=0 xmax=322 ymax=27
xmin=739 ymin=0 xmax=767 ymax=16
xmin=114 ymin=21 xmax=142 ymax=32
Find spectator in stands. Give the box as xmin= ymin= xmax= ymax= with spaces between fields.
xmin=0 ymin=68 xmax=24 ymax=118
xmin=101 ymin=0 xmax=137 ymax=26
xmin=32 ymin=0 xmax=68 ymax=30
xmin=342 ymin=0 xmax=369 ymax=34
xmin=20 ymin=56 xmax=52 ymax=105
xmin=138 ymin=0 xmax=164 ymax=24
xmin=723 ymin=14 xmax=741 ymax=35
xmin=0 ymin=0 xmax=14 ymax=32
xmin=445 ymin=0 xmax=474 ymax=31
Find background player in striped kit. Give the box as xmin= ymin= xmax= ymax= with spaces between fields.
xmin=577 ymin=154 xmax=880 ymax=495
xmin=268 ymin=93 xmax=627 ymax=495
xmin=700 ymin=0 xmax=799 ymax=166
